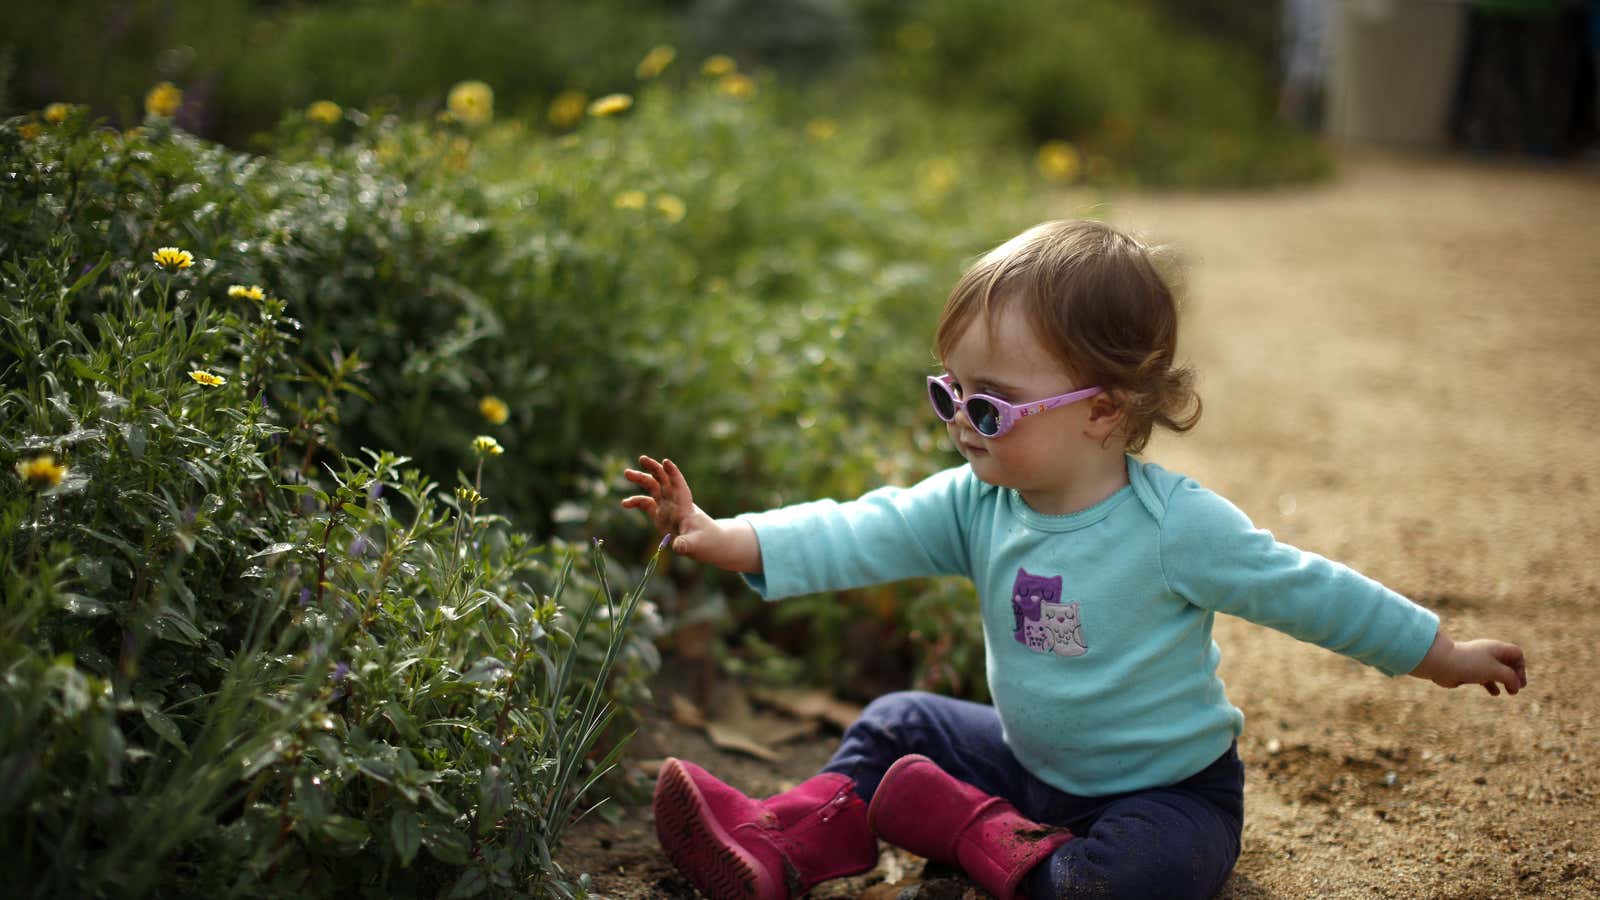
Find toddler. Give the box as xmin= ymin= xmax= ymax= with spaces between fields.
xmin=621 ymin=219 xmax=1527 ymax=900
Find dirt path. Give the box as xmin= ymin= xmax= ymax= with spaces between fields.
xmin=559 ymin=150 xmax=1600 ymax=898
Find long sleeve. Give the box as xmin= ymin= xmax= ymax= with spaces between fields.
xmin=1158 ymin=477 xmax=1439 ymax=677
xmin=738 ymin=466 xmax=978 ymax=601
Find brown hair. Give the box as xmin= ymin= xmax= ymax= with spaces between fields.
xmin=933 ymin=219 xmax=1200 ymax=453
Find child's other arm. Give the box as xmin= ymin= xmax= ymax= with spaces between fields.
xmin=1408 ymin=630 xmax=1527 ymax=696
xmin=622 ymin=455 xmax=762 ymax=573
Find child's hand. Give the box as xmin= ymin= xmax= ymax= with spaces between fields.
xmin=621 ymin=455 xmax=762 ymax=572
xmin=1410 ymin=631 xmax=1527 ymax=696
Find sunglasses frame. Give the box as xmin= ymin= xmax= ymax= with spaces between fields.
xmin=927 ymin=373 xmax=1103 ymax=438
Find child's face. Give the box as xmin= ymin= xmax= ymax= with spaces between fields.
xmin=940 ymin=302 xmax=1122 ymax=512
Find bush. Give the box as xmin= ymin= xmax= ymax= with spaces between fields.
xmin=854 ymin=0 xmax=1332 ymax=187
xmin=1 ymin=112 xmax=663 ymax=897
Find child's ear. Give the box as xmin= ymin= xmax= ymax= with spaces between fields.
xmin=1084 ymin=392 xmax=1125 ymax=441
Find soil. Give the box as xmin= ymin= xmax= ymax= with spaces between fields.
xmin=555 ymin=148 xmax=1600 ymax=898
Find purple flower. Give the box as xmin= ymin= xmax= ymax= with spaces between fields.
xmin=298 ymin=587 xmax=312 ymax=606
xmin=348 ymin=534 xmax=369 ymax=557
xmin=659 ymin=532 xmax=674 ymax=551
xmin=331 ymin=661 xmax=349 ymax=682
xmin=367 ymin=481 xmax=383 ymax=500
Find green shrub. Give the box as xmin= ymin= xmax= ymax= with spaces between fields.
xmin=1 ymin=113 xmax=662 ymax=897
xmin=854 ymin=0 xmax=1332 ymax=187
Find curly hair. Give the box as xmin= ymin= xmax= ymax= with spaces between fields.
xmin=933 ymin=219 xmax=1200 ymax=453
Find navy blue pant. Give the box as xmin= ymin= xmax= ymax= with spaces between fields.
xmin=820 ymin=691 xmax=1244 ymax=900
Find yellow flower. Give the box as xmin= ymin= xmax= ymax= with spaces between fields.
xmin=189 ymin=370 xmax=226 ymax=387
xmin=548 ymin=90 xmax=588 ymax=129
xmin=307 ymin=100 xmax=342 ymax=125
xmin=701 ymin=54 xmax=736 ymax=77
xmin=152 ymin=247 xmax=195 ymax=270
xmin=454 ymin=486 xmax=484 ymax=505
xmin=447 ymin=80 xmax=494 ymax=127
xmin=896 ymin=22 xmax=937 ymax=52
xmin=472 ymin=435 xmax=504 ymax=457
xmin=479 ymin=395 xmax=509 ymax=425
xmin=145 ymin=81 xmax=183 ymax=118
xmin=654 ymin=193 xmax=687 ymax=224
xmin=917 ymin=156 xmax=959 ymax=199
xmin=613 ymin=190 xmax=647 ymax=210
xmin=587 ymin=93 xmax=634 ymax=118
xmin=15 ymin=454 xmax=67 ymax=489
xmin=716 ymin=73 xmax=757 ymax=100
xmin=228 ymin=284 xmax=266 ymax=301
xmin=636 ymin=44 xmax=677 ymax=79
xmin=44 ymin=103 xmax=71 ymax=124
xmin=124 ymin=127 xmax=146 ymax=142
xmin=805 ymin=117 xmax=838 ymax=142
xmin=1035 ymin=140 xmax=1082 ymax=182
xmin=19 ymin=122 xmax=41 ymax=141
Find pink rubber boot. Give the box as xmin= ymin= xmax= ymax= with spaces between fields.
xmin=652 ymin=757 xmax=879 ymax=900
xmin=867 ymin=754 xmax=1073 ymax=900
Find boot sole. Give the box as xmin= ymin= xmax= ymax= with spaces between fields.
xmin=653 ymin=758 xmax=784 ymax=900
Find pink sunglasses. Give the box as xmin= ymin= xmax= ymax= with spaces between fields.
xmin=927 ymin=374 xmax=1102 ymax=438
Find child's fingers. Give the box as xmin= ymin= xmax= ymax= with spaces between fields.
xmin=620 ymin=495 xmax=658 ymax=517
xmin=639 ymin=456 xmax=673 ymax=490
xmin=623 ymin=468 xmax=661 ymax=497
xmin=663 ymin=458 xmax=691 ymax=498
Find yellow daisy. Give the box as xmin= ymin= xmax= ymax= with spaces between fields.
xmin=447 ymin=80 xmax=494 ymax=127
xmin=307 ymin=100 xmax=342 ymax=125
xmin=716 ymin=73 xmax=757 ymax=100
xmin=455 ymin=486 xmax=485 ymax=505
xmin=145 ymin=81 xmax=183 ymax=118
xmin=472 ymin=435 xmax=504 ymax=457
xmin=654 ymin=194 xmax=687 ymax=224
xmin=805 ymin=118 xmax=839 ymax=142
xmin=636 ymin=44 xmax=677 ymax=80
xmin=1036 ymin=141 xmax=1082 ymax=182
xmin=44 ymin=103 xmax=72 ymax=124
xmin=19 ymin=122 xmax=42 ymax=141
xmin=548 ymin=90 xmax=588 ymax=129
xmin=228 ymin=284 xmax=266 ymax=301
xmin=189 ymin=370 xmax=226 ymax=387
xmin=613 ymin=190 xmax=647 ymax=210
xmin=152 ymin=247 xmax=195 ymax=270
xmin=14 ymin=454 xmax=67 ymax=488
xmin=588 ymin=93 xmax=634 ymax=118
xmin=479 ymin=395 xmax=509 ymax=425
xmin=701 ymin=55 xmax=737 ymax=77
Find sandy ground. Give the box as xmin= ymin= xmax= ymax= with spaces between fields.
xmin=557 ymin=148 xmax=1600 ymax=898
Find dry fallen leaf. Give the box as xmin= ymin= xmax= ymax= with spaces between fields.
xmin=669 ymin=692 xmax=707 ymax=729
xmin=749 ymin=687 xmax=864 ymax=732
xmin=705 ymin=721 xmax=780 ymax=761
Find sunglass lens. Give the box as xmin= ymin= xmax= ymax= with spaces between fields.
xmin=929 ymin=380 xmax=956 ymax=420
xmin=969 ymin=399 xmax=1001 ymax=436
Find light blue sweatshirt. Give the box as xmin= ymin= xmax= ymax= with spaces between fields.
xmin=740 ymin=456 xmax=1439 ymax=797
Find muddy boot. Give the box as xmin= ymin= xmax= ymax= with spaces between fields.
xmin=653 ymin=757 xmax=879 ymax=900
xmin=867 ymin=754 xmax=1072 ymax=900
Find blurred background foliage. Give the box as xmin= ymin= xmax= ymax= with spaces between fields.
xmin=7 ymin=0 xmax=1327 ymax=188
xmin=4 ymin=3 xmax=1333 ymax=892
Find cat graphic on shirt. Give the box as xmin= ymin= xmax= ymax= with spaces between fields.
xmin=1011 ymin=568 xmax=1089 ymax=657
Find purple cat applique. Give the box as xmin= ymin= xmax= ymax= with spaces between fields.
xmin=1011 ymin=568 xmax=1088 ymax=657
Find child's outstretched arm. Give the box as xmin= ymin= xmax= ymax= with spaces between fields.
xmin=621 ymin=455 xmax=762 ymax=573
xmin=1408 ymin=629 xmax=1528 ymax=696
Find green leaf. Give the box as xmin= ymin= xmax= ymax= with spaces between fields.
xmin=421 ymin=816 xmax=471 ymax=866
xmin=58 ymin=594 xmax=109 ymax=617
xmin=390 ymin=809 xmax=421 ymax=867
xmin=152 ymin=608 xmax=205 ymax=646
xmin=318 ymin=815 xmax=370 ymax=848
xmin=66 ymin=357 xmax=112 ymax=384
xmin=447 ymin=866 xmax=488 ymax=899
xmin=141 ymin=704 xmax=186 ymax=753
